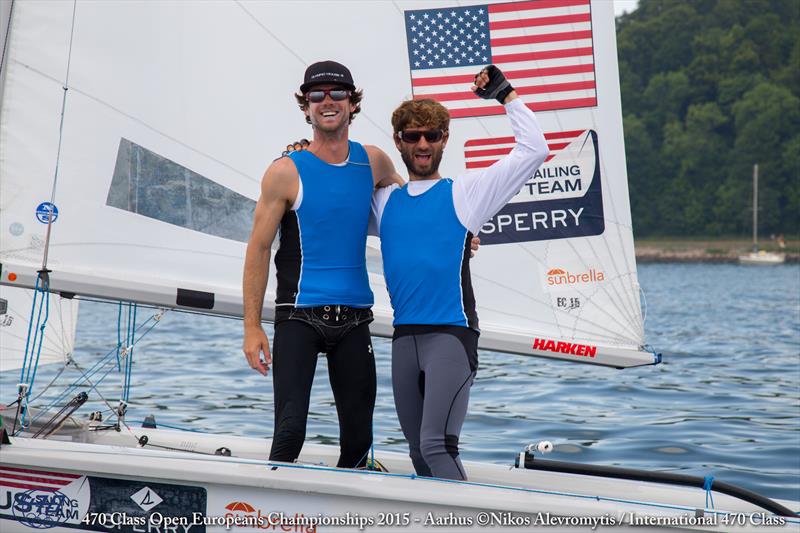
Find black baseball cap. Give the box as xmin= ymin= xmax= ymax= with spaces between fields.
xmin=300 ymin=60 xmax=356 ymax=93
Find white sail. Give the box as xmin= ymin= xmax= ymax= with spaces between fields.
xmin=0 ymin=285 xmax=78 ymax=372
xmin=0 ymin=1 xmax=653 ymax=367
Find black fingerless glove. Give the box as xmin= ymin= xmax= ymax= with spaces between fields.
xmin=474 ymin=65 xmax=514 ymax=104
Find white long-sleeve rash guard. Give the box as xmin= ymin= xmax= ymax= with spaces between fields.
xmin=370 ymin=98 xmax=549 ymax=235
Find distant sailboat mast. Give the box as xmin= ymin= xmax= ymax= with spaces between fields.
xmin=739 ymin=162 xmax=785 ymax=264
xmin=752 ymin=163 xmax=758 ymax=253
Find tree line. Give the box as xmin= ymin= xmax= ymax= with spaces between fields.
xmin=617 ymin=0 xmax=799 ymax=237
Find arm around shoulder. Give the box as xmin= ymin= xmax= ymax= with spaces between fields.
xmin=364 ymin=144 xmax=405 ymax=188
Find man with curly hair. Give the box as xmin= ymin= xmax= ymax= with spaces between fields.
xmin=242 ymin=61 xmax=402 ymax=468
xmin=371 ymin=66 xmax=549 ymax=479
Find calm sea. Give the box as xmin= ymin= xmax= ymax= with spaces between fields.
xmin=4 ymin=263 xmax=799 ymax=502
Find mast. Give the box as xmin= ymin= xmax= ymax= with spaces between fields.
xmin=752 ymin=163 xmax=758 ymax=252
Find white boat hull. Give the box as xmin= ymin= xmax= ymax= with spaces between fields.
xmin=1 ymin=425 xmax=797 ymax=532
xmin=739 ymin=252 xmax=786 ymax=265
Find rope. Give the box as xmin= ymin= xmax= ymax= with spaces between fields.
xmin=26 ymin=284 xmax=50 ymax=394
xmin=22 ymin=309 xmax=164 ymax=433
xmin=17 ymin=274 xmax=52 ymax=430
xmin=124 ymin=304 xmax=137 ymax=402
xmin=643 ymin=344 xmax=660 ymax=363
xmin=704 ymin=475 xmax=715 ymax=509
xmin=116 ymin=302 xmax=137 ymax=406
xmin=116 ymin=302 xmax=123 ymax=371
xmin=19 ymin=277 xmax=40 ymax=385
xmin=263 ymin=461 xmax=778 ymax=518
xmin=127 ymin=420 xmax=206 ymax=433
xmin=27 ymin=351 xmax=117 ymax=429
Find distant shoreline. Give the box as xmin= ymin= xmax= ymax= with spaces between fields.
xmin=634 ymin=238 xmax=798 ymax=263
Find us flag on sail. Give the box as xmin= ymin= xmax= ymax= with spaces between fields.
xmin=404 ymin=0 xmax=597 ymax=119
xmin=464 ymin=129 xmax=585 ymax=169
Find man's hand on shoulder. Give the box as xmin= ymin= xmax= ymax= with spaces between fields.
xmin=280 ymin=138 xmax=310 ymax=157
xmin=365 ymin=145 xmax=404 ymax=188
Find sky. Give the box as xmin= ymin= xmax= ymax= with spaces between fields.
xmin=614 ymin=0 xmax=640 ymax=16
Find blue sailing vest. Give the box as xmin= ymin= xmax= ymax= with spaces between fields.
xmin=276 ymin=141 xmax=373 ymax=307
xmin=379 ymin=179 xmax=477 ymax=327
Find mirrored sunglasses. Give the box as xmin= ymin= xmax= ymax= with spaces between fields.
xmin=306 ymin=89 xmax=351 ymax=103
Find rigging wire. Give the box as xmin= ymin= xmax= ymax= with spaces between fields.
xmin=22 ymin=307 xmax=166 ymax=434
xmin=0 ymin=0 xmax=14 ymax=79
xmin=15 ymin=274 xmax=51 ymax=432
xmin=41 ymin=0 xmax=77 ymax=270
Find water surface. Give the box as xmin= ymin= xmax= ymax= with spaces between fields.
xmin=4 ymin=263 xmax=798 ymax=501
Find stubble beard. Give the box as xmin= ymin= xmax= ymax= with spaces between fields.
xmin=401 ymin=145 xmax=443 ymax=178
xmin=310 ymin=107 xmax=350 ymax=138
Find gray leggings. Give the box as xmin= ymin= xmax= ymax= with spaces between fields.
xmin=391 ymin=326 xmax=478 ymax=480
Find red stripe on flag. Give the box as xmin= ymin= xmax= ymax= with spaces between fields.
xmin=416 ymin=80 xmax=595 ymax=103
xmin=449 ymin=97 xmax=597 ymax=118
xmin=0 ymin=480 xmax=59 ymax=491
xmin=489 ymin=13 xmax=590 ymax=31
xmin=467 ymin=150 xmax=563 ymax=168
xmin=464 ymin=136 xmax=516 ymax=147
xmin=412 ymin=64 xmax=595 ymax=88
xmin=0 ymin=466 xmax=81 ymax=479
xmin=493 ymin=46 xmax=593 ymax=64
xmin=545 ymin=130 xmax=586 ymax=139
xmin=529 ymin=97 xmax=597 ymax=111
xmin=488 ymin=0 xmax=590 ymax=13
xmin=465 ymin=142 xmax=577 ymax=162
xmin=0 ymin=472 xmax=72 ymax=486
xmin=466 ymin=159 xmax=497 ymax=169
xmin=547 ymin=142 xmax=570 ymax=151
xmin=491 ymin=30 xmax=592 ymax=48
xmin=465 ymin=146 xmax=513 ymax=158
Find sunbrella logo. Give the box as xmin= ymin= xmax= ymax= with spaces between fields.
xmin=546 ymin=267 xmax=605 ymax=286
xmin=223 ymin=501 xmax=316 ymax=532
xmin=225 ymin=502 xmax=255 ymax=513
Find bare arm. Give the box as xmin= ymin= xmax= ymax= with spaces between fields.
xmin=364 ymin=144 xmax=405 ymax=188
xmin=242 ymin=157 xmax=298 ymax=375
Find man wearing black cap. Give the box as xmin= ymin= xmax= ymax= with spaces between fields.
xmin=242 ymin=60 xmax=402 ymax=468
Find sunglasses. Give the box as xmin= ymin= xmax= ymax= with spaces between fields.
xmin=397 ymin=129 xmax=445 ymax=143
xmin=306 ymin=89 xmax=351 ymax=103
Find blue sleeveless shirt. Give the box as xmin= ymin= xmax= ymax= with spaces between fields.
xmin=274 ymin=141 xmax=373 ymax=308
xmin=379 ymin=179 xmax=477 ymax=328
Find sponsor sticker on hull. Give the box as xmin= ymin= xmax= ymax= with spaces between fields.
xmin=221 ymin=500 xmax=317 ymax=532
xmin=0 ymin=466 xmax=89 ymax=529
xmin=1 ymin=467 xmax=207 ymax=532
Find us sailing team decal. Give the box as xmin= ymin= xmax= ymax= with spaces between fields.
xmin=0 ymin=466 xmax=207 ymax=532
xmin=466 ymin=129 xmax=605 ymax=245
